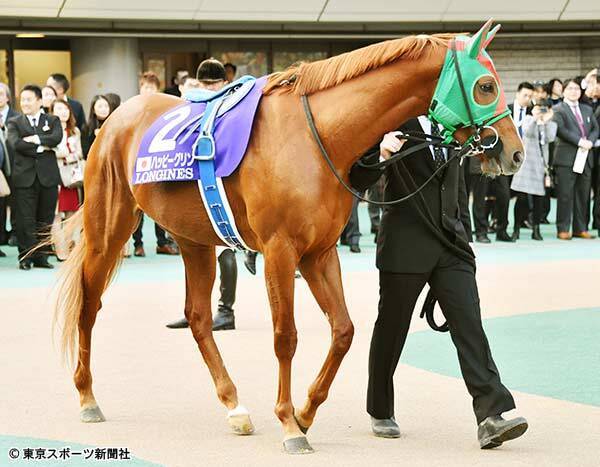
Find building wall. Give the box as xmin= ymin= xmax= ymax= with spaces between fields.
xmin=489 ymin=37 xmax=600 ymax=99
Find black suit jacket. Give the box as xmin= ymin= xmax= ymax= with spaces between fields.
xmin=6 ymin=113 xmax=63 ymax=188
xmin=67 ymin=97 xmax=86 ymax=132
xmin=552 ymin=101 xmax=600 ymax=168
xmin=350 ymin=118 xmax=474 ymax=274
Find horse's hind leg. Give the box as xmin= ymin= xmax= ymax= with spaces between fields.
xmin=295 ymin=247 xmax=354 ymax=431
xmin=176 ymin=239 xmax=254 ymax=435
xmin=75 ymin=208 xmax=139 ymax=422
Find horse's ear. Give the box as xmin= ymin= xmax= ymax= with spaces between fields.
xmin=468 ymin=19 xmax=494 ymax=59
xmin=483 ymin=24 xmax=501 ymax=49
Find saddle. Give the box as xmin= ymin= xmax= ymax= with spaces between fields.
xmin=133 ymin=75 xmax=268 ymax=250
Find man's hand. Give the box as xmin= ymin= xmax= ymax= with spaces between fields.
xmin=380 ymin=131 xmax=407 ymax=160
xmin=23 ymin=135 xmax=41 ymax=145
xmin=579 ymin=139 xmax=593 ymax=151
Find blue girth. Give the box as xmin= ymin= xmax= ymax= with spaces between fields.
xmin=188 ymin=76 xmax=256 ymax=251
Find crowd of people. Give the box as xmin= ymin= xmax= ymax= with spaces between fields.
xmin=1 ymin=61 xmax=599 ymax=271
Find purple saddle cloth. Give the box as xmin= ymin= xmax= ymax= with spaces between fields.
xmin=133 ymin=76 xmax=267 ymax=185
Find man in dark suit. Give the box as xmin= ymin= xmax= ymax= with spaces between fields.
xmin=164 ymin=69 xmax=189 ymax=97
xmin=350 ymin=117 xmax=527 ymax=449
xmin=46 ymin=73 xmax=86 ymax=131
xmin=0 ymin=82 xmax=19 ymax=247
xmin=470 ymin=82 xmax=533 ymax=243
xmin=552 ymin=79 xmax=600 ymax=239
xmin=6 ymin=85 xmax=62 ymax=269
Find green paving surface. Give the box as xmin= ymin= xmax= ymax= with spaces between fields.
xmin=0 ymin=435 xmax=162 ymax=466
xmin=401 ymin=307 xmax=600 ymax=407
xmin=2 ymin=201 xmax=600 ymax=288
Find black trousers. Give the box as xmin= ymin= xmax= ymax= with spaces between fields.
xmin=217 ymin=248 xmax=237 ymax=312
xmin=367 ymin=179 xmax=384 ymax=232
xmin=514 ymin=193 xmax=543 ymax=225
xmin=555 ymin=164 xmax=592 ymax=233
xmin=470 ymin=174 xmax=510 ymax=235
xmin=367 ymin=250 xmax=515 ymax=424
xmin=13 ymin=178 xmax=58 ymax=262
xmin=132 ymin=214 xmax=169 ymax=247
xmin=341 ymin=197 xmax=361 ymax=246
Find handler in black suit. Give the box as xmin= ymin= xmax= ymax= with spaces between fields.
xmin=552 ymin=79 xmax=600 ymax=239
xmin=350 ymin=117 xmax=527 ymax=449
xmin=6 ymin=85 xmax=62 ymax=269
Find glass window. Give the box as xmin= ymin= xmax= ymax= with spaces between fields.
xmin=213 ymin=51 xmax=268 ymax=78
xmin=273 ymin=51 xmax=328 ymax=72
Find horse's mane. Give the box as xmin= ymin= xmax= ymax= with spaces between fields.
xmin=263 ymin=33 xmax=456 ymax=96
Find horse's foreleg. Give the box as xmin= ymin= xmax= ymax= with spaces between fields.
xmin=263 ymin=242 xmax=313 ymax=454
xmin=295 ymin=247 xmax=354 ymax=431
xmin=177 ymin=240 xmax=254 ymax=435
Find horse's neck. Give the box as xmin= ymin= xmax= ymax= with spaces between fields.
xmin=309 ymin=56 xmax=442 ymax=172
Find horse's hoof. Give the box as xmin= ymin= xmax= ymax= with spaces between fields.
xmin=80 ymin=405 xmax=106 ymax=423
xmin=283 ymin=436 xmax=314 ymax=455
xmin=227 ymin=405 xmax=254 ymax=435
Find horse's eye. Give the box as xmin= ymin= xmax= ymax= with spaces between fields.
xmin=480 ymin=83 xmax=494 ymax=94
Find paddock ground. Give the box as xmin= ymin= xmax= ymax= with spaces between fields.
xmin=1 ymin=203 xmax=599 ymax=467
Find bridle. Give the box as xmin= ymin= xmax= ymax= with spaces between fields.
xmin=301 ymin=39 xmax=511 ymax=207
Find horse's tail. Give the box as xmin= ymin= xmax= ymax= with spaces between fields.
xmin=52 ymin=208 xmax=87 ymax=365
xmin=53 ymin=123 xmax=138 ymax=366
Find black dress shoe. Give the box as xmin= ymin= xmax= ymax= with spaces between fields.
xmin=476 ymin=234 xmax=491 ymax=244
xmin=531 ymin=225 xmax=543 ymax=241
xmin=19 ymin=261 xmax=32 ymax=270
xmin=496 ymin=230 xmax=515 ymax=242
xmin=244 ymin=251 xmax=257 ymax=275
xmin=166 ymin=317 xmax=189 ymax=329
xmin=511 ymin=228 xmax=520 ymax=240
xmin=478 ymin=415 xmax=528 ymax=449
xmin=0 ymin=248 xmax=5 ymax=257
xmin=33 ymin=259 xmax=54 ymax=269
xmin=212 ymin=308 xmax=235 ymax=331
xmin=349 ymin=244 xmax=361 ymax=253
xmin=371 ymin=416 xmax=401 ymax=438
xmin=520 ymin=219 xmax=533 ymax=229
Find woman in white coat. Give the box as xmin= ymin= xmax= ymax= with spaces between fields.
xmin=511 ymin=105 xmax=557 ymax=240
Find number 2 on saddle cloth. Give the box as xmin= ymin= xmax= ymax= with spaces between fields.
xmin=133 ymin=75 xmax=268 ymax=251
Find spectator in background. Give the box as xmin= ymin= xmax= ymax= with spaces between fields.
xmin=51 ymin=99 xmax=84 ymax=260
xmin=164 ymin=69 xmax=189 ymax=97
xmin=132 ymin=72 xmax=179 ymax=257
xmin=581 ymin=81 xmax=599 ymax=113
xmin=179 ymin=76 xmax=201 ymax=95
xmin=532 ymin=80 xmax=549 ymax=107
xmin=104 ymin=93 xmax=122 ymax=111
xmin=46 ymin=73 xmax=86 ymax=131
xmin=511 ymin=103 xmax=557 ymax=241
xmin=0 ymin=82 xmax=19 ymax=247
xmin=6 ymin=85 xmax=62 ymax=270
xmin=224 ymin=62 xmax=237 ymax=83
xmin=547 ymin=78 xmax=563 ymax=107
xmin=552 ymin=78 xmax=599 ymax=240
xmin=41 ymin=85 xmax=57 ymax=113
xmin=82 ymin=94 xmax=112 ymax=158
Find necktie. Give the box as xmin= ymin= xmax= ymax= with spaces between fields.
xmin=30 ymin=117 xmax=37 ymax=128
xmin=518 ymin=107 xmax=524 ymax=138
xmin=572 ymin=105 xmax=587 ymax=137
xmin=430 ymin=124 xmax=447 ymax=172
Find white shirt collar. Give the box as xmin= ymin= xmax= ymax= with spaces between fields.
xmin=0 ymin=106 xmax=8 ymax=122
xmin=417 ymin=115 xmax=446 ymax=159
xmin=27 ymin=110 xmax=42 ymax=126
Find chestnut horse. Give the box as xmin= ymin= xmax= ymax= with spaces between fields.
xmin=53 ymin=29 xmax=523 ymax=454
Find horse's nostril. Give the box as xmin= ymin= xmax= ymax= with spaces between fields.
xmin=513 ymin=151 xmax=523 ymax=164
